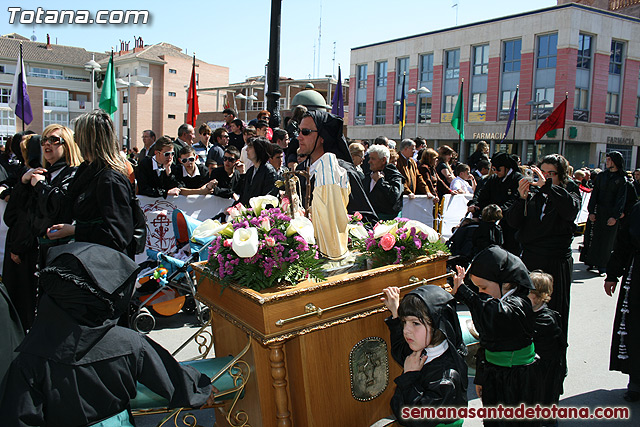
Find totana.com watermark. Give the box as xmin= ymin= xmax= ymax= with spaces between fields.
xmin=8 ymin=7 xmax=149 ymax=25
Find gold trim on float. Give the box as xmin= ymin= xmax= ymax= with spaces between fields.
xmin=275 ymin=272 xmax=454 ymax=326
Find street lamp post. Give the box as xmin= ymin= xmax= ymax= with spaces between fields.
xmin=409 ymin=86 xmax=430 ymax=138
xmin=84 ymin=55 xmax=101 ymax=110
xmin=117 ymin=75 xmax=145 ymax=150
xmin=525 ymin=94 xmax=550 ymax=163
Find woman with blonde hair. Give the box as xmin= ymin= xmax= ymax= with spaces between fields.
xmin=47 ymin=110 xmax=136 ymax=257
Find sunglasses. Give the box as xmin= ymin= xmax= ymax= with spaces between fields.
xmin=41 ymin=135 xmax=65 ymax=146
xmin=223 ymin=156 xmax=237 ymax=162
xmin=180 ymin=157 xmax=196 ymax=164
xmin=300 ymin=128 xmax=318 ymax=136
xmin=163 ymin=151 xmax=175 ymax=157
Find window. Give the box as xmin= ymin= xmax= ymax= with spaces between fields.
xmin=375 ymin=101 xmax=386 ymax=124
xmin=168 ymin=114 xmax=176 ymax=119
xmin=168 ymin=92 xmax=176 ymax=97
xmin=43 ymin=111 xmax=68 ymax=128
xmin=501 ymin=90 xmax=517 ymax=111
xmin=610 ymin=40 xmax=624 ymax=75
xmin=535 ymin=88 xmax=554 ymax=109
xmin=606 ymin=93 xmax=619 ymax=114
xmin=537 ymin=34 xmax=558 ymax=69
xmin=577 ymin=34 xmax=593 ymax=69
xmin=418 ymin=97 xmax=431 ymax=123
xmin=0 ymin=109 xmax=15 ymax=127
xmin=444 ymin=95 xmax=458 ymax=113
xmin=0 ymin=65 xmax=5 ymax=73
xmin=169 ymin=69 xmax=177 ymax=74
xmin=503 ymin=39 xmax=521 ymax=72
xmin=396 ymin=57 xmax=409 ymax=84
xmin=355 ymin=102 xmax=366 ymax=125
xmin=574 ymin=88 xmax=589 ymax=111
xmin=357 ymin=64 xmax=368 ymax=89
xmin=43 ymin=90 xmax=68 ymax=108
xmin=636 ymin=97 xmax=640 ymax=127
xmin=445 ymin=49 xmax=460 ymax=79
xmin=473 ymin=45 xmax=489 ymax=75
xmin=123 ymin=95 xmax=128 ymax=104
xmin=376 ymin=61 xmax=387 ymax=87
xmin=420 ymin=54 xmax=433 ymax=82
xmin=0 ymin=87 xmax=10 ymax=104
xmin=30 ymin=67 xmax=63 ymax=79
xmin=122 ymin=119 xmax=128 ymax=127
xmin=471 ymin=93 xmax=487 ymax=112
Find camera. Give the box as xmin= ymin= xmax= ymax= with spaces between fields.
xmin=523 ymin=168 xmax=535 ymax=183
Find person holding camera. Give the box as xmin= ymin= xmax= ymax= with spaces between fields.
xmin=504 ymin=154 xmax=580 ymax=366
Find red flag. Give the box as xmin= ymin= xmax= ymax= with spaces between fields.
xmin=535 ymin=99 xmax=566 ymax=141
xmin=187 ymin=56 xmax=199 ymax=126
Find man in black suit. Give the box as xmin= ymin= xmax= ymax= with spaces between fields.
xmin=135 ymin=137 xmax=182 ymax=198
xmin=363 ymin=144 xmax=404 ymax=220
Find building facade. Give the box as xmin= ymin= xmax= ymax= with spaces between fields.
xmin=0 ymin=33 xmax=108 ymax=145
xmin=348 ymin=3 xmax=640 ymax=169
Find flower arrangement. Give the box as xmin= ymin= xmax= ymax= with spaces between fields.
xmin=351 ymin=218 xmax=449 ymax=268
xmin=205 ymin=196 xmax=325 ymax=291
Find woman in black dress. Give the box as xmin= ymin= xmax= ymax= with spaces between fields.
xmin=47 ymin=110 xmax=136 ymax=258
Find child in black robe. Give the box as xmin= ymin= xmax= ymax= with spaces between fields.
xmin=473 ymin=204 xmax=504 ymax=253
xmin=0 ymin=242 xmax=215 ymax=427
xmin=452 ymin=245 xmax=540 ymax=427
xmin=528 ymin=271 xmax=566 ymax=427
xmin=382 ymin=285 xmax=468 ymax=426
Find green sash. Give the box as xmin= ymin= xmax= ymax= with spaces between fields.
xmin=485 ymin=343 xmax=535 ymax=367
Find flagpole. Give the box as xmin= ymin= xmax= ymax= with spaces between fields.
xmin=20 ymin=43 xmax=25 ymax=132
xmin=458 ymin=79 xmax=463 ymax=149
xmin=191 ymin=54 xmax=196 ymax=127
xmin=561 ymin=92 xmax=568 ymax=156
xmin=512 ymin=86 xmax=518 ymax=143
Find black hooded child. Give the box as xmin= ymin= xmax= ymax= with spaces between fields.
xmin=0 ymin=242 xmax=213 ymax=427
xmin=296 ymin=110 xmax=378 ymax=223
xmin=385 ymin=285 xmax=468 ymax=426
xmin=453 ymin=245 xmax=541 ymax=423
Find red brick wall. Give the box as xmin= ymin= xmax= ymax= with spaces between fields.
xmin=486 ymin=57 xmax=501 ymax=121
xmin=366 ymin=73 xmax=375 ymax=125
xmin=432 ymin=65 xmax=443 ymax=123
xmin=621 ymin=58 xmax=640 ymax=127
xmin=519 ymin=52 xmax=535 ymax=119
xmin=387 ymin=71 xmax=396 ymax=126
xmin=460 ymin=61 xmax=470 ymax=111
xmin=555 ymin=48 xmax=577 ymax=112
xmin=349 ymin=72 xmax=356 ymax=126
xmin=590 ymin=53 xmax=609 ymax=124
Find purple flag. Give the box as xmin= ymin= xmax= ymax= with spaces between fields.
xmin=9 ymin=44 xmax=33 ymax=125
xmin=331 ymin=66 xmax=344 ymax=118
xmin=501 ymin=87 xmax=518 ymax=142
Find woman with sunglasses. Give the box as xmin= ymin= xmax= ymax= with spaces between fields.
xmin=175 ymin=146 xmax=216 ymax=195
xmin=46 ymin=110 xmax=138 ymax=258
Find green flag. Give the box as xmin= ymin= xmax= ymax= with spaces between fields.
xmin=451 ymin=80 xmax=464 ymax=141
xmin=99 ymin=52 xmax=117 ymax=116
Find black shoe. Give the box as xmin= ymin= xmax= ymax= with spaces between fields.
xmin=623 ymin=390 xmax=640 ymax=402
xmin=586 ymin=265 xmax=597 ymax=272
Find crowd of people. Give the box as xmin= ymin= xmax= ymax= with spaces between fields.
xmin=0 ymin=104 xmax=639 ymax=425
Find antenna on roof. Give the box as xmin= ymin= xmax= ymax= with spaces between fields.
xmin=452 ymin=1 xmax=459 ymax=26
xmin=31 ymin=24 xmax=37 ymax=41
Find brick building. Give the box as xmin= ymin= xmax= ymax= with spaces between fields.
xmin=348 ymin=2 xmax=640 ymax=169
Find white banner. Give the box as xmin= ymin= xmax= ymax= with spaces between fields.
xmin=576 ymin=190 xmax=591 ymax=224
xmin=138 ymin=194 xmax=233 ymax=264
xmin=439 ymin=194 xmax=474 ymax=240
xmin=402 ymin=195 xmax=434 ymax=228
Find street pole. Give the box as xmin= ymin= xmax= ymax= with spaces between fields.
xmin=533 ymin=92 xmax=539 ymax=164
xmin=267 ymin=0 xmax=282 ymax=128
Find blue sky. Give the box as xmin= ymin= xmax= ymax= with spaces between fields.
xmin=4 ymin=0 xmax=556 ymax=82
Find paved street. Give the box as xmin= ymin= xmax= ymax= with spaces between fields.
xmin=146 ymin=240 xmax=638 ymax=425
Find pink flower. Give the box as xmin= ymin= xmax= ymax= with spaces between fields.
xmin=380 ymin=233 xmax=396 ymax=251
xmin=265 ymin=236 xmax=276 ymax=247
xmin=353 ymin=211 xmax=363 ymax=221
xmin=223 ymin=239 xmax=233 ymax=248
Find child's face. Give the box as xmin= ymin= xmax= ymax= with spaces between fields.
xmin=528 ymin=292 xmax=543 ymax=310
xmin=470 ymin=274 xmax=502 ymax=299
xmin=403 ymin=316 xmax=432 ymax=352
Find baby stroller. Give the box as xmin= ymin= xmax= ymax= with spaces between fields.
xmin=130 ymin=209 xmax=216 ymax=333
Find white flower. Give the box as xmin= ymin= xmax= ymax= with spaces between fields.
xmin=404 ymin=220 xmax=439 ymax=243
xmin=249 ymin=195 xmax=279 ymax=215
xmin=260 ymin=217 xmax=271 ymax=232
xmin=232 ymin=227 xmax=260 ymax=258
xmin=286 ymin=216 xmax=316 ymax=245
xmin=373 ymin=221 xmax=399 ymax=239
xmin=348 ymin=224 xmax=368 ymax=240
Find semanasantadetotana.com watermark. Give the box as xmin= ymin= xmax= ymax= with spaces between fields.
xmin=8 ymin=7 xmax=149 ymax=25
